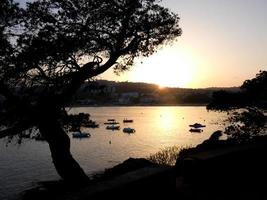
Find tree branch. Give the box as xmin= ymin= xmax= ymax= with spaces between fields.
xmin=0 ymin=122 xmax=31 ymax=139
xmin=35 ymin=66 xmax=51 ymax=80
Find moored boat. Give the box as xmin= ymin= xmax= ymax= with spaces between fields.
xmin=189 ymin=123 xmax=206 ymax=128
xmin=104 ymin=122 xmax=120 ymax=125
xmin=83 ymin=121 xmax=99 ymax=128
xmin=189 ymin=128 xmax=203 ymax=133
xmin=106 ymin=125 xmax=120 ymax=130
xmin=123 ymin=119 xmax=134 ymax=123
xmin=72 ymin=132 xmax=91 ymax=138
xmin=104 ymin=119 xmax=120 ymax=125
xmin=123 ymin=127 xmax=135 ymax=133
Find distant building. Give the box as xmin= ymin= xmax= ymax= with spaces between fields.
xmin=103 ymin=86 xmax=116 ymax=94
xmin=118 ymin=97 xmax=131 ymax=105
xmin=80 ymin=82 xmax=116 ymax=95
xmin=139 ymin=93 xmax=156 ymax=104
xmin=140 ymin=97 xmax=154 ymax=104
xmin=121 ymin=92 xmax=139 ymax=98
xmin=117 ymin=92 xmax=139 ymax=105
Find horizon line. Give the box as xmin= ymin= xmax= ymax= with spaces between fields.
xmin=90 ymin=79 xmax=241 ymax=90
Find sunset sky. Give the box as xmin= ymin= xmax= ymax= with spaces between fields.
xmin=101 ymin=0 xmax=267 ymax=88
xmin=17 ymin=0 xmax=267 ymax=88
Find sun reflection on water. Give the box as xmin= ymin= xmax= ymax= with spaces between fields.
xmin=155 ymin=107 xmax=179 ymax=132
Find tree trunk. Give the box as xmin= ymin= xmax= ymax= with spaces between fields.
xmin=39 ymin=118 xmax=89 ymax=184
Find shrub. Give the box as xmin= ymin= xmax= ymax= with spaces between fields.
xmin=147 ymin=146 xmax=191 ymax=166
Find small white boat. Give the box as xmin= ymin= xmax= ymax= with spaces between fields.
xmin=106 ymin=125 xmax=120 ymax=130
xmin=72 ymin=132 xmax=91 ymax=138
xmin=123 ymin=127 xmax=135 ymax=133
xmin=104 ymin=121 xmax=120 ymax=125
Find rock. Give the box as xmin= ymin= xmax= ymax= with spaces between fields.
xmin=103 ymin=158 xmax=154 ymax=178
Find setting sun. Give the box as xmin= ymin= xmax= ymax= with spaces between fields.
xmin=129 ymin=44 xmax=197 ymax=88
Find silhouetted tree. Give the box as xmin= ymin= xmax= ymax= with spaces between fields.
xmin=207 ymin=90 xmax=245 ymax=110
xmin=208 ymin=70 xmax=267 ymax=110
xmin=241 ymin=70 xmax=267 ymax=108
xmin=0 ymin=0 xmax=181 ymax=183
xmin=208 ymin=70 xmax=267 ymax=143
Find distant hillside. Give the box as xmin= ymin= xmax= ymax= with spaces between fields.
xmin=72 ymin=80 xmax=240 ymax=106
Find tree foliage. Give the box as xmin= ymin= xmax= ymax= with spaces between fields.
xmin=208 ymin=70 xmax=267 ymax=143
xmin=0 ymin=0 xmax=181 ymax=182
xmin=208 ymin=70 xmax=267 ymax=111
xmin=0 ymin=0 xmax=182 ymax=137
xmin=241 ymin=70 xmax=267 ymax=107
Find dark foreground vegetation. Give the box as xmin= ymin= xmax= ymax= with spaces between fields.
xmin=22 ymin=133 xmax=267 ymax=200
xmin=176 ymin=70 xmax=267 ymax=199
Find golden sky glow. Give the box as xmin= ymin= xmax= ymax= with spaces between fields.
xmin=127 ymin=45 xmax=197 ymax=88
xmin=100 ymin=42 xmax=200 ymax=88
xmin=99 ymin=0 xmax=267 ymax=88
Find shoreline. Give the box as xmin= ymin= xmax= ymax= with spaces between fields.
xmin=68 ymin=103 xmax=208 ymax=108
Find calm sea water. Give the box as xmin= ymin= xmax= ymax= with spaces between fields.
xmin=0 ymin=106 xmax=227 ymax=200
